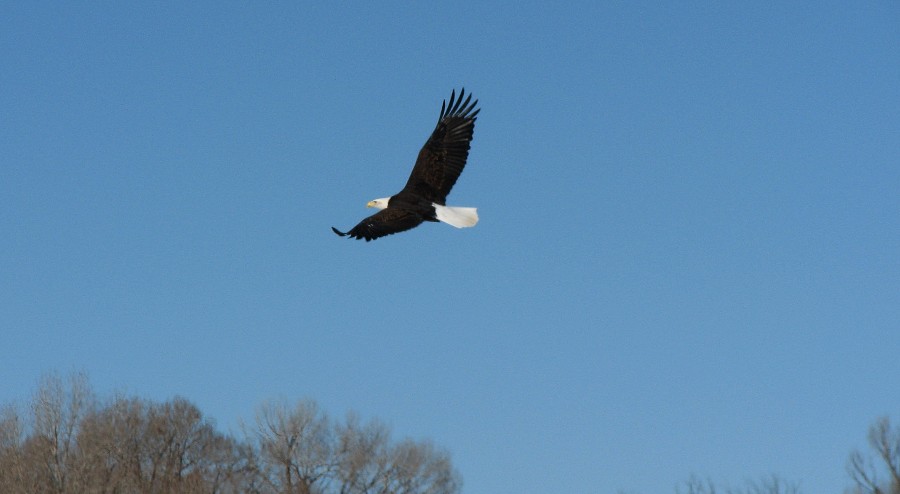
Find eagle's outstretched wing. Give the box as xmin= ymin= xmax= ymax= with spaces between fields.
xmin=402 ymin=88 xmax=480 ymax=205
xmin=331 ymin=208 xmax=425 ymax=241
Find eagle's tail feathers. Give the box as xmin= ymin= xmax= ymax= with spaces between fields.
xmin=433 ymin=205 xmax=479 ymax=228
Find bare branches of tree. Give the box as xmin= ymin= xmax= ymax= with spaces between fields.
xmin=247 ymin=401 xmax=461 ymax=494
xmin=742 ymin=475 xmax=801 ymax=494
xmin=25 ymin=371 xmax=94 ymax=493
xmin=1 ymin=372 xmax=461 ymax=494
xmin=673 ymin=415 xmax=900 ymax=494
xmin=0 ymin=404 xmax=26 ymax=493
xmin=676 ymin=474 xmax=799 ymax=494
xmin=677 ymin=475 xmax=719 ymax=494
xmin=250 ymin=399 xmax=335 ymax=494
xmin=848 ymin=417 xmax=900 ymax=494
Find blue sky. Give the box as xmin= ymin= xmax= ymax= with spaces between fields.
xmin=2 ymin=2 xmax=898 ymax=493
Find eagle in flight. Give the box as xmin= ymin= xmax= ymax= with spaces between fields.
xmin=332 ymin=88 xmax=480 ymax=241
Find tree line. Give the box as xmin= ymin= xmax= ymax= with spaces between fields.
xmin=0 ymin=372 xmax=460 ymax=494
xmin=1 ymin=371 xmax=897 ymax=494
xmin=668 ymin=414 xmax=900 ymax=494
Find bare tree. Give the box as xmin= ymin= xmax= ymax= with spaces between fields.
xmin=250 ymin=398 xmax=334 ymax=494
xmin=27 ymin=371 xmax=94 ymax=493
xmin=0 ymin=404 xmax=26 ymax=493
xmin=677 ymin=475 xmax=718 ymax=494
xmin=333 ymin=413 xmax=460 ymax=494
xmin=0 ymin=404 xmax=23 ymax=451
xmin=75 ymin=394 xmax=146 ymax=492
xmin=247 ymin=403 xmax=462 ymax=494
xmin=848 ymin=417 xmax=900 ymax=494
xmin=334 ymin=413 xmax=392 ymax=494
xmin=742 ymin=474 xmax=800 ymax=494
xmin=145 ymin=397 xmax=211 ymax=490
xmin=677 ymin=474 xmax=799 ymax=494
xmin=381 ymin=439 xmax=460 ymax=494
xmin=2 ymin=372 xmax=461 ymax=494
xmin=74 ymin=392 xmax=259 ymax=493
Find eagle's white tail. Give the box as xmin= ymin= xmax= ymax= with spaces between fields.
xmin=433 ymin=204 xmax=479 ymax=228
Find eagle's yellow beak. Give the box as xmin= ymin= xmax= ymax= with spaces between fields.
xmin=366 ymin=201 xmax=376 ymax=208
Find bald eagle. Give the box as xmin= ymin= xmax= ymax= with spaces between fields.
xmin=332 ymin=89 xmax=480 ymax=241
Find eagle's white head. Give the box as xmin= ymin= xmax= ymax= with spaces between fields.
xmin=366 ymin=197 xmax=390 ymax=210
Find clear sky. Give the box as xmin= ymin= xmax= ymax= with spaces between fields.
xmin=2 ymin=2 xmax=898 ymax=493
